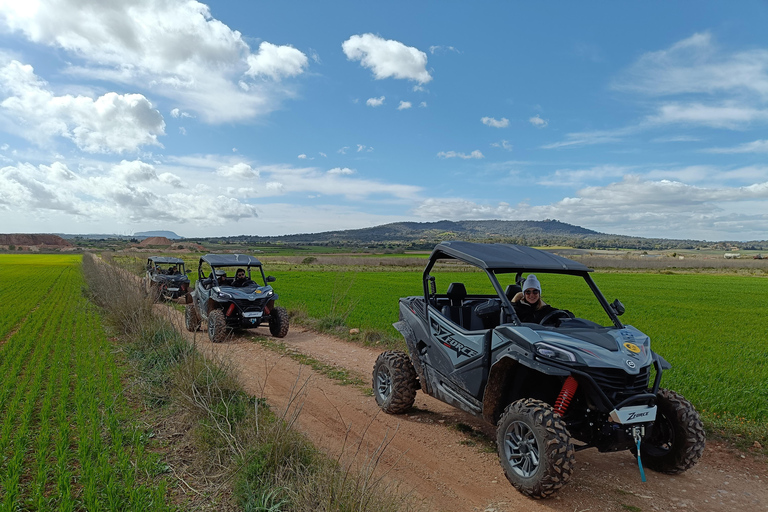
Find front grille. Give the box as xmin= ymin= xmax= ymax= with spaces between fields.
xmin=587 ymin=365 xmax=650 ymax=402
xmin=234 ymin=298 xmax=267 ymax=314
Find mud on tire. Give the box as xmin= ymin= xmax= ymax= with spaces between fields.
xmin=372 ymin=350 xmax=419 ymax=414
xmin=497 ymin=398 xmax=575 ymax=498
xmin=269 ymin=306 xmax=289 ymax=338
xmin=185 ymin=305 xmax=201 ymax=332
xmin=207 ymin=309 xmax=228 ymax=343
xmin=637 ymin=388 xmax=705 ymax=474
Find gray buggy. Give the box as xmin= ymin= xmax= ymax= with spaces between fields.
xmin=185 ymin=254 xmax=288 ymax=343
xmin=144 ymin=256 xmax=191 ymax=303
xmin=373 ymin=242 xmax=705 ymax=498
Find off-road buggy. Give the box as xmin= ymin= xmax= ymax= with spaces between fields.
xmin=144 ymin=256 xmax=192 ymax=303
xmin=373 ymin=241 xmax=705 ymax=498
xmin=185 ymin=254 xmax=289 ymax=343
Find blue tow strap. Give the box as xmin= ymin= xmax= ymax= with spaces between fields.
xmin=636 ymin=438 xmax=647 ymax=482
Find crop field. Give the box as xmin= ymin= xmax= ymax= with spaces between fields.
xmin=269 ymin=268 xmax=768 ymax=440
xmin=0 ymin=255 xmax=172 ymax=510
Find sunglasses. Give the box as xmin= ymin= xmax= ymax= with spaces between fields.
xmin=236 ymin=273 xmax=245 ymax=277
xmin=524 ymin=289 xmax=540 ymax=295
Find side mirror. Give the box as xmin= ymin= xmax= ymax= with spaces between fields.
xmin=266 ymin=276 xmax=276 ymax=283
xmin=610 ymin=299 xmax=625 ymax=316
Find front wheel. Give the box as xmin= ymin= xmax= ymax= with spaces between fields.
xmin=207 ymin=309 xmax=228 ymax=343
xmin=185 ymin=305 xmax=201 ymax=332
xmin=497 ymin=399 xmax=574 ymax=498
xmin=637 ymin=388 xmax=705 ymax=474
xmin=269 ymin=306 xmax=289 ymax=338
xmin=372 ymin=351 xmax=418 ymax=414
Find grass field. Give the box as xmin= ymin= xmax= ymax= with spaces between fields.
xmin=0 ymin=254 xmax=173 ymax=510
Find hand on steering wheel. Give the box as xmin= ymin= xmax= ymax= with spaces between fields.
xmin=539 ymin=309 xmax=575 ymax=326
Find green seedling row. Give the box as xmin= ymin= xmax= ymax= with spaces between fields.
xmin=0 ymin=255 xmax=172 ymax=511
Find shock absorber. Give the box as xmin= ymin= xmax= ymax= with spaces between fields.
xmin=554 ymin=376 xmax=579 ymax=417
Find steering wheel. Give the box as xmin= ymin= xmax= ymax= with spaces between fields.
xmin=539 ymin=309 xmax=575 ymax=326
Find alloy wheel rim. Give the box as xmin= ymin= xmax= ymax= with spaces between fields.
xmin=503 ymin=420 xmax=540 ymax=478
xmin=376 ymin=366 xmax=392 ymax=400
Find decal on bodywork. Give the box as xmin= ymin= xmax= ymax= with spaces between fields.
xmin=430 ymin=318 xmax=479 ymax=359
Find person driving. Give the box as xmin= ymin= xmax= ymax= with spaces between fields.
xmin=511 ymin=274 xmax=559 ymax=324
xmin=232 ymin=268 xmax=254 ymax=287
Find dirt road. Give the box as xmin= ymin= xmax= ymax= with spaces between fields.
xmin=159 ymin=306 xmax=767 ymax=512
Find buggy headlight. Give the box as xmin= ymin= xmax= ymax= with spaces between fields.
xmin=535 ymin=342 xmax=577 ymax=363
xmin=213 ymin=288 xmax=233 ymax=300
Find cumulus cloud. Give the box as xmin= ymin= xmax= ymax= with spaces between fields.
xmin=342 ymin=33 xmax=432 ymax=84
xmin=366 ymin=96 xmax=385 ymax=107
xmin=0 ymin=0 xmax=309 ymax=123
xmin=437 ymin=150 xmax=484 ymax=159
xmin=245 ymin=42 xmax=309 ymax=80
xmin=170 ymin=108 xmax=192 ymax=118
xmin=0 ymin=60 xmax=165 ymax=153
xmin=216 ymin=162 xmax=259 ymax=179
xmin=398 ymin=101 xmax=412 ymax=110
xmin=481 ymin=116 xmax=509 ymax=128
xmin=529 ymin=115 xmax=548 ymax=128
xmin=0 ymin=159 xmax=258 ymax=225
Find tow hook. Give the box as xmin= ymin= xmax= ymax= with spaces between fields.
xmin=632 ymin=426 xmax=647 ymax=482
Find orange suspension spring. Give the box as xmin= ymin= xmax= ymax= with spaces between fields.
xmin=553 ymin=376 xmax=579 ymax=417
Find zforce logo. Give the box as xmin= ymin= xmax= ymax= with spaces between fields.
xmin=431 ymin=320 xmax=478 ymax=359
xmin=627 ymin=411 xmax=650 ymax=421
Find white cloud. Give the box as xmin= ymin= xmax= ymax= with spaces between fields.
xmin=647 ymin=102 xmax=768 ymax=129
xmin=245 ymin=42 xmax=309 ymax=80
xmin=481 ymin=116 xmax=509 ymax=128
xmin=437 ymin=150 xmax=484 ymax=159
xmin=327 ymin=167 xmax=355 ymax=175
xmin=342 ymin=33 xmax=432 ymax=84
xmin=398 ymin=101 xmax=412 ymax=110
xmin=216 ymin=162 xmax=259 ymax=179
xmin=529 ymin=115 xmax=548 ymax=128
xmin=413 ymin=175 xmax=768 ymax=240
xmin=491 ymin=140 xmax=513 ymax=151
xmin=170 ymin=108 xmax=192 ymax=118
xmin=705 ymin=139 xmax=768 ymax=153
xmin=0 ymin=60 xmax=164 ymax=153
xmin=338 ymin=146 xmax=349 ymax=154
xmin=298 ymin=154 xmax=307 ymax=159
xmin=614 ymin=32 xmax=768 ymax=99
xmin=0 ymin=0 xmax=309 ymax=123
xmin=366 ymin=96 xmax=385 ymax=107
xmin=0 ymin=159 xmax=258 ymax=225
xmin=419 ymin=101 xmax=427 ymax=108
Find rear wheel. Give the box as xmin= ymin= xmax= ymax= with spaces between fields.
xmin=372 ymin=350 xmax=418 ymax=414
xmin=637 ymin=388 xmax=705 ymax=473
xmin=207 ymin=309 xmax=228 ymax=343
xmin=185 ymin=305 xmax=201 ymax=332
xmin=497 ymin=399 xmax=574 ymax=498
xmin=269 ymin=306 xmax=289 ymax=338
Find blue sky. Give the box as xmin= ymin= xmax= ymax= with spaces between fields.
xmin=1 ymin=1 xmax=767 ymax=241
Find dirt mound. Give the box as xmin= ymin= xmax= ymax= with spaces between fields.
xmin=0 ymin=234 xmax=72 ymax=247
xmin=139 ymin=236 xmax=173 ymax=247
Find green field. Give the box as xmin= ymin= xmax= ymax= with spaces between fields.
xmin=0 ymin=254 xmax=172 ymax=510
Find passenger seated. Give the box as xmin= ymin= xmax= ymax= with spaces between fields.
xmin=511 ymin=275 xmax=565 ymax=324
xmin=231 ymin=268 xmax=255 ymax=287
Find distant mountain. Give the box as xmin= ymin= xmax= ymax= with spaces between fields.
xmin=212 ymin=219 xmax=767 ymax=250
xmin=135 ymin=230 xmax=181 ymax=240
xmin=58 ymin=230 xmax=181 ymax=240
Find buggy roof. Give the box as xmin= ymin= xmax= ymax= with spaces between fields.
xmin=200 ymin=254 xmax=262 ymax=267
xmin=431 ymin=241 xmax=592 ymax=273
xmin=148 ymin=256 xmax=185 ymax=264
